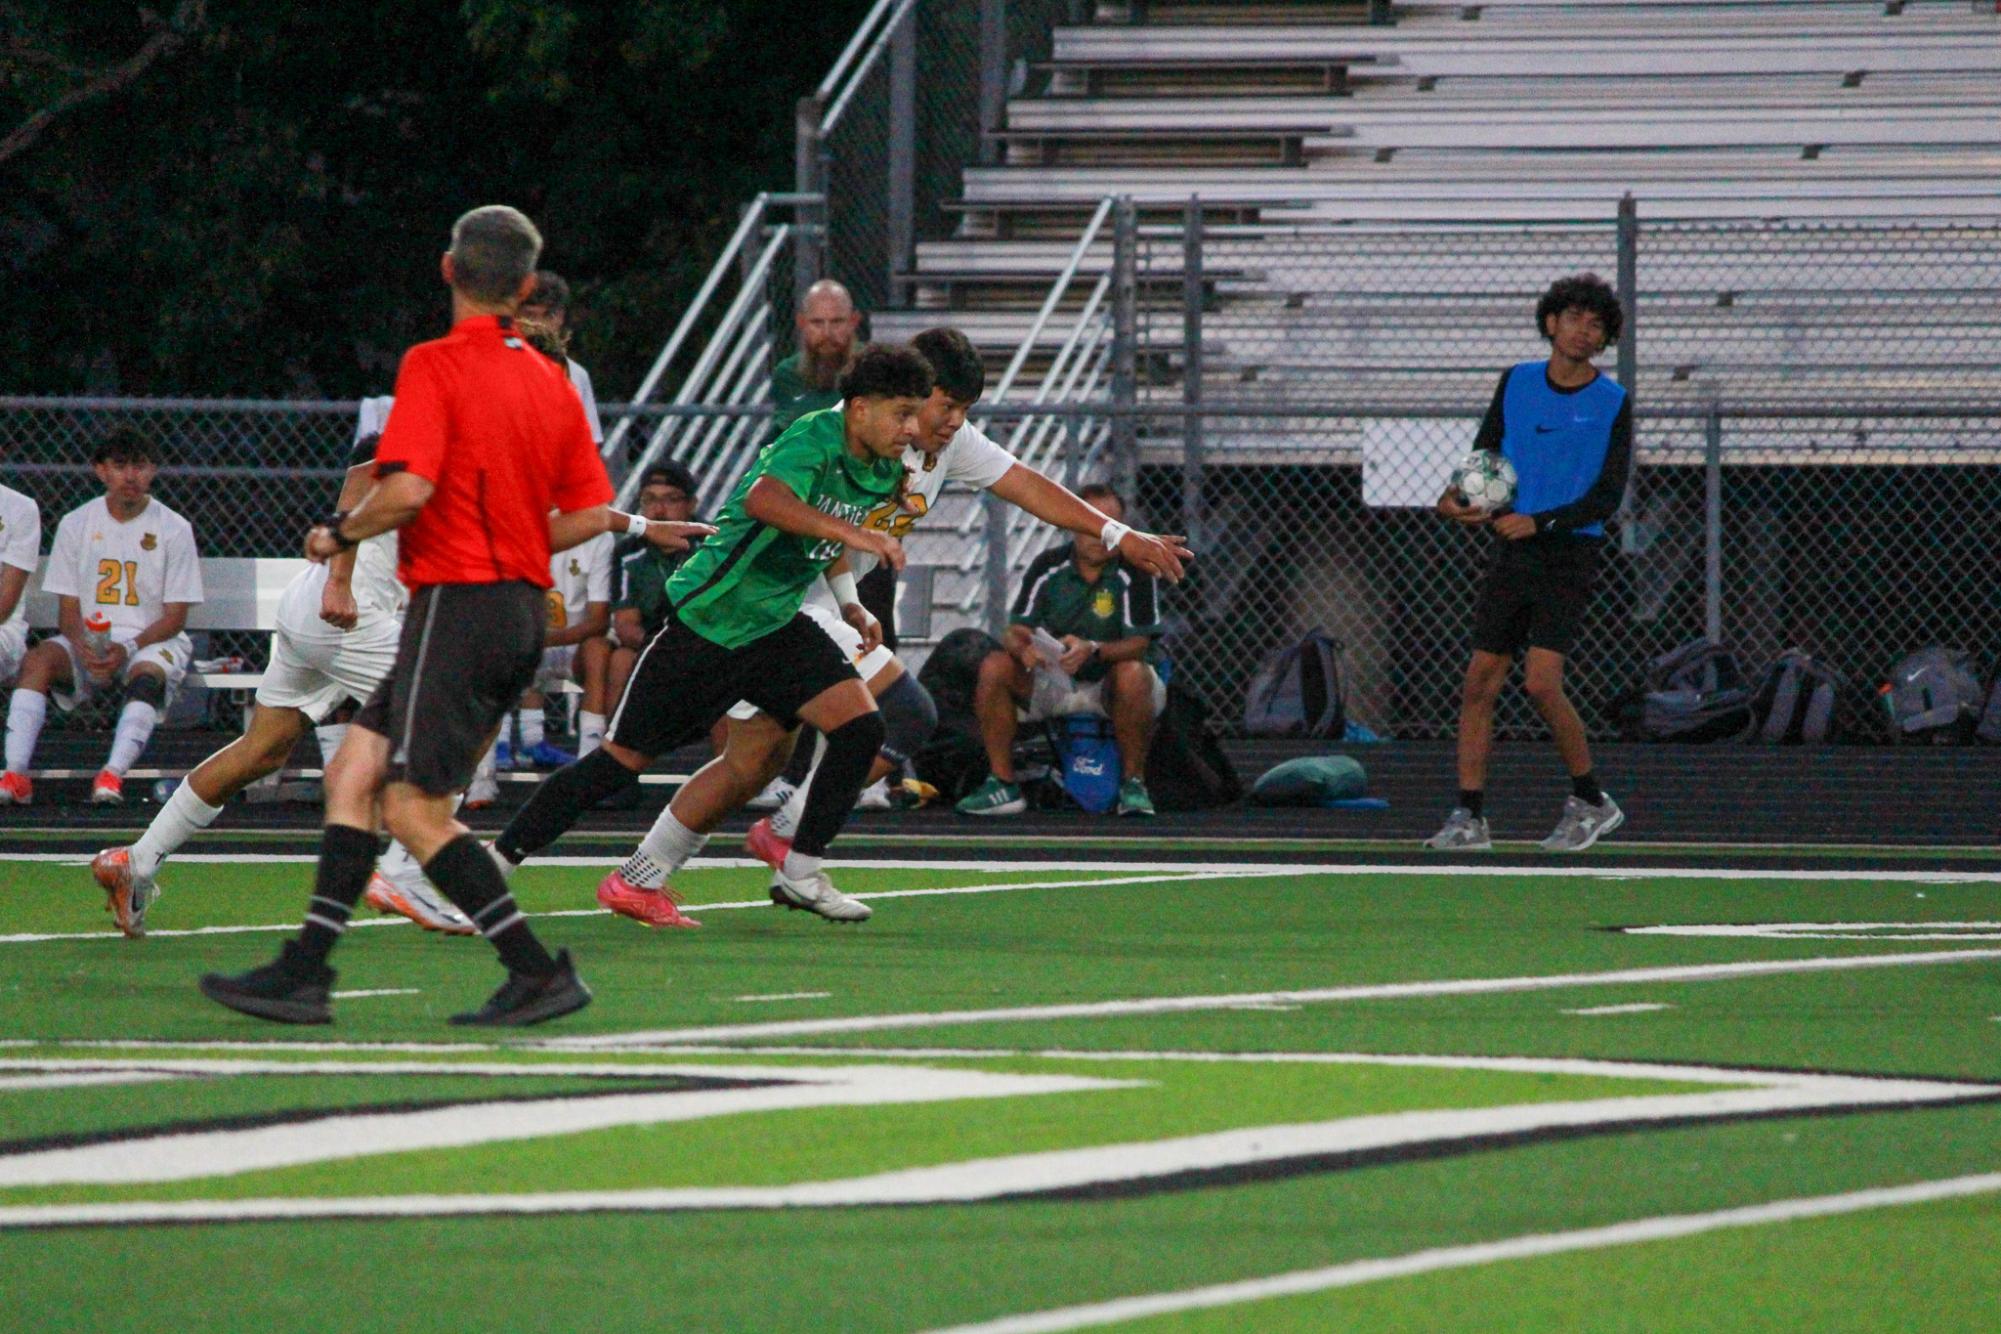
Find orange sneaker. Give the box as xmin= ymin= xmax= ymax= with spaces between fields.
xmin=0 ymin=771 xmax=31 ymax=806
xmin=745 ymin=817 xmax=792 ymax=870
xmin=363 ymin=871 xmax=476 ymax=935
xmin=595 ymin=871 xmax=701 ymax=929
xmin=90 ymin=769 xmax=124 ymax=805
xmin=90 ymin=846 xmax=158 ymax=937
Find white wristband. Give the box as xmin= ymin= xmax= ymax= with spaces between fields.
xmin=828 ymin=570 xmax=860 ymax=606
xmin=624 ymin=511 xmax=648 ymax=536
xmin=1100 ymin=519 xmax=1132 ymax=551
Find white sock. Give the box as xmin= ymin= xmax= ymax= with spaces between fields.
xmin=771 ymin=772 xmax=813 ymax=840
xmin=579 ymin=710 xmax=606 ymax=756
xmin=780 ymin=850 xmax=823 ymax=882
xmin=619 ymin=807 xmax=708 ymax=888
xmin=315 ymin=723 xmax=349 ymax=766
xmin=518 ymin=707 xmax=545 ymax=751
xmin=473 ymin=741 xmax=497 ymax=784
xmin=4 ymin=689 xmax=47 ymax=773
xmin=131 ymin=781 xmax=223 ymax=877
xmin=105 ymin=700 xmax=159 ymax=775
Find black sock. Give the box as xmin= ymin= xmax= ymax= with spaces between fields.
xmin=297 ymin=823 xmax=380 ymax=965
xmin=790 ymin=711 xmax=886 ymax=858
xmin=1572 ymin=771 xmax=1604 ymax=805
xmin=1458 ymin=789 xmax=1484 ymax=819
xmin=424 ymin=835 xmax=556 ymax=977
xmin=495 ymin=748 xmax=639 ymax=863
xmin=780 ymin=726 xmax=820 ymax=787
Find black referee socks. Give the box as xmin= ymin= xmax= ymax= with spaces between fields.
xmin=425 ymin=835 xmax=556 ymax=978
xmin=296 ymin=823 xmax=380 ymax=965
xmin=496 ymin=748 xmax=640 ymax=864
xmin=790 ymin=710 xmax=886 ymax=858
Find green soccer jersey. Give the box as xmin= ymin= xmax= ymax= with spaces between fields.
xmin=769 ymin=353 xmax=843 ymax=440
xmin=667 ymin=407 xmax=904 ymax=649
xmin=1009 ymin=542 xmax=1162 ymax=683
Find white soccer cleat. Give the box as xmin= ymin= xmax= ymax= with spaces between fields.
xmin=747 ymin=778 xmax=794 ymax=812
xmin=363 ymin=871 xmax=476 ymax=935
xmin=852 ymin=778 xmax=892 ymax=811
xmin=769 ymin=868 xmax=872 ymax=923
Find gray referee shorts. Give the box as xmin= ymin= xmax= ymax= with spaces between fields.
xmin=353 ymin=581 xmax=545 ymax=795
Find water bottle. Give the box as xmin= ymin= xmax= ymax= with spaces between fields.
xmin=83 ymin=612 xmax=115 ymax=684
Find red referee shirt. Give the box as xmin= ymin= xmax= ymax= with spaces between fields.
xmin=374 ymin=315 xmax=612 ymax=589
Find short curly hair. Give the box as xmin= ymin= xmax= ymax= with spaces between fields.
xmin=1535 ymin=273 xmax=1623 ymax=348
xmin=838 ymin=343 xmax=934 ymax=402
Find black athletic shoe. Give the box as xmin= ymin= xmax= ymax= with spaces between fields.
xmin=198 ymin=941 xmax=335 ymax=1025
xmin=449 ymin=949 xmax=592 ymax=1027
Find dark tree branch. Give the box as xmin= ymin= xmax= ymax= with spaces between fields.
xmin=0 ymin=1 xmax=207 ymax=169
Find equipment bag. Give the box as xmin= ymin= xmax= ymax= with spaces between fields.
xmin=1611 ymin=638 xmax=1753 ymax=742
xmin=1648 ymin=638 xmax=1746 ymax=694
xmin=1749 ymin=649 xmax=1843 ymax=744
xmin=916 ymin=626 xmax=1003 ymax=719
xmin=1978 ymin=672 xmax=2001 ymax=745
xmin=1879 ymin=646 xmax=1982 ymax=744
xmin=1242 ymin=629 xmax=1347 ymax=738
xmin=1048 ymin=714 xmax=1122 ymax=814
xmin=1144 ymin=683 xmax=1243 ymax=811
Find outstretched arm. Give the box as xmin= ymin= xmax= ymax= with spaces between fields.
xmin=986 ymin=464 xmax=1192 ymax=582
xmin=745 ymin=477 xmax=905 ymax=571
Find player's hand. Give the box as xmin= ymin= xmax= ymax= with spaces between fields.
xmin=642 ymin=520 xmax=717 ymax=554
xmin=93 ymin=641 xmax=130 ymax=682
xmin=319 ymin=580 xmax=359 ymax=630
xmin=1058 ymin=635 xmax=1096 ymax=675
xmin=849 ymin=529 xmax=906 ymax=572
xmin=1492 ymin=513 xmax=1538 ymax=541
xmin=1113 ymin=530 xmax=1193 ymax=583
xmin=842 ymin=602 xmax=882 ymax=654
xmin=1437 ymin=491 xmax=1490 ymax=526
xmin=304 ymin=525 xmax=342 ymax=562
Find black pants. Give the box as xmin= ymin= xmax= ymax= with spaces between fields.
xmin=608 ymin=613 xmax=860 ymax=756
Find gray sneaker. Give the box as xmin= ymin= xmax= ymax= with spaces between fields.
xmin=1540 ymin=794 xmax=1625 ymax=852
xmin=1423 ymin=808 xmax=1492 ymax=851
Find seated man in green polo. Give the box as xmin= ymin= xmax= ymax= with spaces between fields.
xmin=608 ymin=461 xmax=703 ymax=708
xmin=958 ymin=485 xmax=1165 ymax=818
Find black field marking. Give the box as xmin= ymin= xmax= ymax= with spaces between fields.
xmin=1010 ymin=1091 xmax=2001 ymax=1206
xmin=0 ymin=1073 xmax=786 ymax=1161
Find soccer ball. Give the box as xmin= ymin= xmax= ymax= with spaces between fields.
xmin=1453 ymin=451 xmax=1517 ymax=514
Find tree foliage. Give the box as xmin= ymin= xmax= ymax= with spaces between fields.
xmin=0 ymin=0 xmax=869 ymax=396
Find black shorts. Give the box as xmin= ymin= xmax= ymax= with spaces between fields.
xmin=354 ymin=582 xmax=545 ymax=795
xmin=608 ymin=612 xmax=860 ymax=756
xmin=1469 ymin=537 xmax=1601 ymax=659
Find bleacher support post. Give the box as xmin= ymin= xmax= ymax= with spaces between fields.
xmin=794 ymin=97 xmax=826 ymax=305
xmin=888 ymin=6 xmax=918 ymax=307
xmin=1110 ymin=195 xmax=1140 ymax=501
xmin=983 ymin=490 xmax=1010 ymax=637
xmin=978 ymin=0 xmax=1007 ymax=167
xmin=1615 ymin=192 xmax=1641 ymax=552
xmin=1181 ymin=196 xmax=1206 ymax=552
xmin=1704 ymin=406 xmax=1724 ymax=644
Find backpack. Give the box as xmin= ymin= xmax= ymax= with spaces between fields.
xmin=1048 ymin=715 xmax=1122 ymax=814
xmin=1611 ymin=638 xmax=1753 ymax=743
xmin=1242 ymin=629 xmax=1346 ymax=738
xmin=917 ymin=626 xmax=1003 ymax=719
xmin=1144 ymin=683 xmax=1243 ymax=811
xmin=1749 ymin=649 xmax=1843 ymax=744
xmin=1879 ymin=646 xmax=1982 ymax=744
xmin=909 ymin=627 xmax=1007 ymax=802
xmin=1978 ymin=671 xmax=2001 ymax=745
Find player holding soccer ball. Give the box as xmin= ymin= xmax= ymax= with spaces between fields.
xmin=1428 ymin=273 xmax=1632 ymax=853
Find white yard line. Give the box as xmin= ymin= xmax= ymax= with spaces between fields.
xmin=734 ymin=992 xmax=833 ymax=1003
xmin=923 ymin=1172 xmax=2001 ymax=1334
xmin=329 ymin=989 xmax=422 ymax=1000
xmin=542 ymin=947 xmax=2001 ymax=1050
xmin=1563 ymin=1003 xmax=1674 ymax=1016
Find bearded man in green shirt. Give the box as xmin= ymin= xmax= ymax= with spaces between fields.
xmin=494 ymin=344 xmax=927 ymax=923
xmin=769 ymin=279 xmax=862 ymax=439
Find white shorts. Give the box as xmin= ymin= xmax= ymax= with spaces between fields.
xmin=50 ymin=633 xmax=194 ymax=712
xmin=1020 ymin=663 xmax=1168 ymax=724
xmin=256 ymin=613 xmax=401 ymax=722
xmin=724 ymin=603 xmax=896 ymax=722
xmin=0 ymin=623 xmax=25 ymax=687
xmin=535 ymin=643 xmax=579 ymax=694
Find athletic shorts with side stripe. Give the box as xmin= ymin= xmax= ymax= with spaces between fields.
xmin=610 ymin=612 xmax=859 ymax=757
xmin=353 ymin=582 xmax=545 ymax=795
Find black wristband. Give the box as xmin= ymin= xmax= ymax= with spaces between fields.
xmin=322 ymin=510 xmax=359 ymax=551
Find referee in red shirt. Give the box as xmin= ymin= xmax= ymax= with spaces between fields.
xmin=202 ymin=205 xmax=707 ymax=1027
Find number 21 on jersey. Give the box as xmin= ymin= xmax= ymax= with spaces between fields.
xmin=95 ymin=559 xmax=142 ymax=607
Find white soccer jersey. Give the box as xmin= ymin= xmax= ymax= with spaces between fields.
xmin=547 ymin=529 xmax=614 ymax=630
xmin=0 ymin=484 xmax=41 ymax=633
xmin=42 ymin=496 xmax=203 ymax=637
xmin=806 ymin=420 xmax=1019 ymax=614
xmin=347 ymin=396 xmax=406 ymax=621
xmin=568 ymin=360 xmax=603 ymax=445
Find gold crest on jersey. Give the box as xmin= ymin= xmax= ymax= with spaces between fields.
xmin=141 ymin=533 xmax=157 ymax=551
xmin=1094 ymin=588 xmax=1116 ymax=618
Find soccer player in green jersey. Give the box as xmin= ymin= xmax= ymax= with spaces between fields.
xmin=493 ymin=343 xmax=929 ymax=922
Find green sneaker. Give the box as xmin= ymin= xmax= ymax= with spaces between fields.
xmin=955 ymin=776 xmax=1026 ymax=816
xmin=1116 ymin=776 xmax=1156 ymax=818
